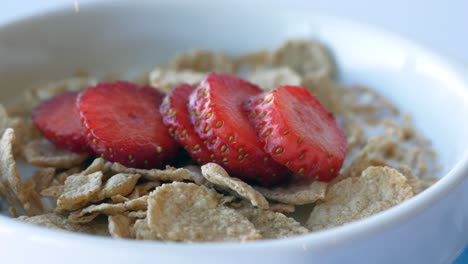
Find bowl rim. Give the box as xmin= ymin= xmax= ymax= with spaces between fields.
xmin=1 ymin=0 xmax=468 ymax=252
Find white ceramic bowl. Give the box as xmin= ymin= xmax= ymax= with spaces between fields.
xmin=0 ymin=1 xmax=467 ymax=263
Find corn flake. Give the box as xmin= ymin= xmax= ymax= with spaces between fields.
xmin=307 ymin=166 xmax=413 ymax=231
xmin=201 ymin=163 xmax=269 ymax=209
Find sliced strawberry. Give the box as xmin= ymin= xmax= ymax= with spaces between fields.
xmin=188 ymin=73 xmax=290 ymax=186
xmin=32 ymin=91 xmax=89 ymax=153
xmin=160 ymin=84 xmax=214 ymax=164
xmin=244 ymin=85 xmax=347 ymax=182
xmin=77 ymin=81 xmax=178 ymax=169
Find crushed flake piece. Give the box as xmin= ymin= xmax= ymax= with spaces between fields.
xmin=171 ymin=50 xmax=235 ymax=73
xmin=255 ymin=178 xmax=327 ymax=205
xmin=0 ymin=128 xmax=43 ymax=216
xmin=147 ymin=182 xmax=260 ymax=241
xmin=239 ymin=207 xmax=308 ymax=239
xmin=68 ymin=196 xmax=148 ymax=223
xmin=18 ymin=213 xmax=109 ymax=236
xmin=247 ymin=67 xmax=302 ymax=90
xmin=307 ymin=166 xmax=413 ymax=231
xmin=108 ymin=214 xmax=135 ymax=239
xmin=273 ymin=39 xmax=335 ymax=79
xmin=201 ymin=163 xmax=269 ymax=209
xmin=57 ymin=171 xmax=103 ymax=211
xmin=23 ymin=138 xmax=89 ymax=169
xmin=149 ymin=68 xmax=206 ymax=93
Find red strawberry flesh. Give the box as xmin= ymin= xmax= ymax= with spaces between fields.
xmin=189 ymin=73 xmax=290 ymax=186
xmin=244 ymin=85 xmax=347 ymax=182
xmin=77 ymin=81 xmax=178 ymax=169
xmin=160 ymin=84 xmax=213 ymax=164
xmin=32 ymin=91 xmax=89 ymax=153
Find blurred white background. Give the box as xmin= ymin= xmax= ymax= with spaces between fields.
xmin=1 ymin=0 xmax=467 ymax=66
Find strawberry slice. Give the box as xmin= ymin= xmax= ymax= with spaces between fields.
xmin=77 ymin=81 xmax=178 ymax=169
xmin=244 ymin=85 xmax=347 ymax=182
xmin=188 ymin=73 xmax=290 ymax=186
xmin=32 ymin=91 xmax=89 ymax=153
xmin=160 ymin=84 xmax=214 ymax=164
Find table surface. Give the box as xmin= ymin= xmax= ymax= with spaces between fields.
xmin=1 ymin=1 xmax=467 ymax=263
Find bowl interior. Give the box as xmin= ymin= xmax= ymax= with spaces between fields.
xmin=0 ymin=0 xmax=468 ymax=242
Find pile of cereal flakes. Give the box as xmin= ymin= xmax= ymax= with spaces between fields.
xmin=0 ymin=39 xmax=440 ymax=241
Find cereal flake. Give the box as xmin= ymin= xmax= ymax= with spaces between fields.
xmin=147 ymin=182 xmax=260 ymax=241
xmin=239 ymin=207 xmax=308 ymax=239
xmin=23 ymin=138 xmax=89 ymax=169
xmin=201 ymin=163 xmax=269 ymax=209
xmin=255 ymin=178 xmax=327 ymax=205
xmin=57 ymin=171 xmax=103 ymax=211
xmin=307 ymin=166 xmax=414 ymax=231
